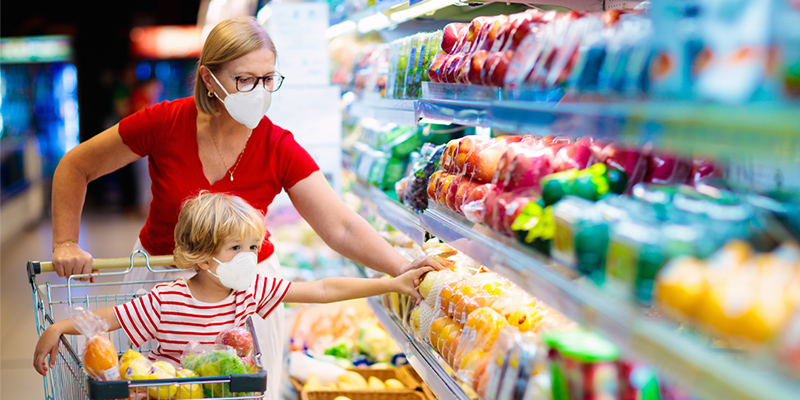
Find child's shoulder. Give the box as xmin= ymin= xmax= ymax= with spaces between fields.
xmin=151 ymin=277 xmax=191 ymax=294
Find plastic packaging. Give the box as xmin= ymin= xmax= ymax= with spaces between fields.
xmin=181 ymin=341 xmax=249 ymax=398
xmin=544 ymin=330 xmax=620 ymax=400
xmin=71 ymin=306 xmax=121 ymax=382
xmin=215 ymin=327 xmax=254 ymax=358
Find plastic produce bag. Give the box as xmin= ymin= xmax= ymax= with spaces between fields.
xmin=180 ymin=341 xmax=249 ymax=398
xmin=71 ymin=306 xmax=120 ymax=381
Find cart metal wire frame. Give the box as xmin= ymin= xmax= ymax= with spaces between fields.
xmin=28 ymin=251 xmax=268 ymax=400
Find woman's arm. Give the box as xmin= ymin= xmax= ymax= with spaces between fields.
xmin=283 ymin=267 xmax=431 ymax=305
xmin=51 ymin=124 xmax=142 ymax=279
xmin=287 ymin=171 xmax=440 ymax=277
xmin=33 ymin=308 xmax=121 ymax=376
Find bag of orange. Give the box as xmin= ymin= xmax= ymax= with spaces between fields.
xmin=71 ymin=307 xmax=120 ymax=381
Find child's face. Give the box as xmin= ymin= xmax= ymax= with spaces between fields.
xmin=213 ymin=235 xmax=261 ymax=264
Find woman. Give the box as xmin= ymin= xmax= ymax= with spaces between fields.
xmin=49 ymin=16 xmax=439 ymax=400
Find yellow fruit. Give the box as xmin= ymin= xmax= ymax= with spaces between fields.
xmin=303 ymin=374 xmax=322 ymax=390
xmin=147 ymin=361 xmax=177 ymax=400
xmin=334 ymin=397 xmax=352 ymax=400
xmin=419 ymin=271 xmax=439 ymax=298
xmin=410 ymin=307 xmax=422 ymax=335
xmin=368 ymin=376 xmax=386 ymax=389
xmin=654 ymin=257 xmax=707 ymax=319
xmin=119 ymin=349 xmax=145 ymax=365
xmin=324 ymin=383 xmax=338 ymax=389
xmin=338 ymin=371 xmax=368 ymax=389
xmin=384 ymin=379 xmax=405 ymax=389
xmin=120 ymin=357 xmax=152 ymax=380
xmin=174 ymin=368 xmax=203 ymax=399
xmin=338 ymin=383 xmax=353 ymax=390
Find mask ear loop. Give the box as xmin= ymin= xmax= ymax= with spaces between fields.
xmin=208 ymin=70 xmax=231 ymax=101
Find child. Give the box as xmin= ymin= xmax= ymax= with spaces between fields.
xmin=33 ymin=191 xmax=430 ymax=374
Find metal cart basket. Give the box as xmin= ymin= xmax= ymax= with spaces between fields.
xmin=28 ymin=251 xmax=268 ymax=400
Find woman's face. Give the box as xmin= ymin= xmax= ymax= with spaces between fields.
xmin=208 ymin=47 xmax=277 ymax=98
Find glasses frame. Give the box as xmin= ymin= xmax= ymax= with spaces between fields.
xmin=222 ymin=71 xmax=285 ymax=93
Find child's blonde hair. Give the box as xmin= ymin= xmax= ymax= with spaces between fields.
xmin=174 ymin=191 xmax=267 ymax=270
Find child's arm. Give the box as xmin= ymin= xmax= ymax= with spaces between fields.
xmin=33 ymin=307 xmax=120 ymax=376
xmin=283 ymin=267 xmax=432 ymax=305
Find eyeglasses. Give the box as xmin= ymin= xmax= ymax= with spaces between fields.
xmin=222 ymin=71 xmax=285 ymax=93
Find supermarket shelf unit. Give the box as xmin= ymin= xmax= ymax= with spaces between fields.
xmin=353 ymin=180 xmax=800 ymax=400
xmin=348 ymin=82 xmax=800 ymax=160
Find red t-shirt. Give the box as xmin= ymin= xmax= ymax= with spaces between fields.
xmin=118 ymin=97 xmax=319 ymax=262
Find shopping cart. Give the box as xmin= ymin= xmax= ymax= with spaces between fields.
xmin=28 ymin=251 xmax=268 ymax=400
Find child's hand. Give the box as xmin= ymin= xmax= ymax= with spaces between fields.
xmin=33 ymin=325 xmax=62 ymax=376
xmin=394 ymin=266 xmax=433 ymax=305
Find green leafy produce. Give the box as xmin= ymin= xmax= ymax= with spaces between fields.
xmin=182 ymin=349 xmax=248 ymax=397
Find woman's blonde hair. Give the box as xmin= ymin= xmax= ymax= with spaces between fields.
xmin=194 ymin=16 xmax=277 ymax=115
xmin=174 ymin=191 xmax=267 ymax=270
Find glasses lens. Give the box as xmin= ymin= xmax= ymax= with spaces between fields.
xmin=271 ymin=74 xmax=284 ymax=92
xmin=236 ymin=75 xmax=258 ymax=92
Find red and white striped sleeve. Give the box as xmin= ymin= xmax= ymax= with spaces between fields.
xmin=254 ymin=275 xmax=291 ymax=319
xmin=114 ymin=286 xmax=162 ymax=347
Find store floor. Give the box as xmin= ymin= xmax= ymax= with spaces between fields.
xmin=1 ymin=211 xmax=146 ymax=399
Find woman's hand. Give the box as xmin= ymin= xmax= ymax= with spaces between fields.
xmin=396 ymin=255 xmax=446 ymax=283
xmin=52 ymin=244 xmax=95 ymax=282
xmin=393 ymin=266 xmax=434 ymax=305
xmin=33 ymin=325 xmax=63 ymax=376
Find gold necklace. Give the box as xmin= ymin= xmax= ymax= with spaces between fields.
xmin=211 ymin=129 xmax=252 ymax=182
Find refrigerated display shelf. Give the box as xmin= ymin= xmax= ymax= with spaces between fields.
xmin=352 ymin=82 xmax=800 ymax=160
xmin=366 ymin=296 xmax=474 ymax=400
xmin=353 ymin=180 xmax=800 ymax=400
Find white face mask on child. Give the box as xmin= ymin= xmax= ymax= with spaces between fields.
xmin=210 ymin=252 xmax=258 ymax=291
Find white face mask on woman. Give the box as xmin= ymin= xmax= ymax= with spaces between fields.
xmin=209 ymin=71 xmax=271 ymax=129
xmin=210 ymin=252 xmax=258 ymax=291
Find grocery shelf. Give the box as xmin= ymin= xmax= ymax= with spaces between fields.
xmin=352 ymin=180 xmax=800 ymax=400
xmin=358 ymin=82 xmax=800 ymax=160
xmin=366 ymin=296 xmax=474 ymax=400
xmin=349 ymin=93 xmax=418 ymax=127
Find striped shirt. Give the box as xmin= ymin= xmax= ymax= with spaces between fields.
xmin=114 ymin=275 xmax=291 ymax=365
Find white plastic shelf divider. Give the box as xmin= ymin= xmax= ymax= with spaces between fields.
xmin=366 ymin=296 xmax=473 ymax=400
xmin=349 ymin=94 xmax=418 ymax=127
xmin=353 ymin=181 xmax=800 ymax=400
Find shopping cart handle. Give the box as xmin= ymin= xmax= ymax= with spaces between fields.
xmin=28 ymin=255 xmax=175 ymax=275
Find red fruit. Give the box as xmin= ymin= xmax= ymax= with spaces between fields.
xmin=489 ymin=50 xmax=514 ymax=87
xmin=442 ymin=23 xmax=468 ymax=54
xmin=645 ymin=151 xmax=691 ymax=185
xmin=428 ymin=53 xmax=448 ymax=82
xmin=691 ymin=158 xmax=718 ymax=184
xmin=466 ymin=141 xmax=508 ymax=183
xmin=444 ymin=54 xmax=464 ymax=83
xmin=216 ymin=328 xmax=254 ymax=357
xmin=455 ymin=179 xmax=481 ymax=213
xmin=241 ymin=356 xmax=258 ymax=373
xmin=554 ymin=143 xmax=596 ymax=172
xmin=445 ymin=175 xmax=464 ymax=211
xmin=467 ymin=50 xmax=490 ymax=84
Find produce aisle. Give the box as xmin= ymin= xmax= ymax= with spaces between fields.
xmin=295 ymin=1 xmax=800 ymax=400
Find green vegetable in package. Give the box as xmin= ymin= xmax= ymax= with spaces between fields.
xmin=181 ymin=349 xmax=249 ymax=398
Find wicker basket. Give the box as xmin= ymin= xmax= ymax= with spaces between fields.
xmin=301 ymin=390 xmax=427 ymax=400
xmin=398 ymin=365 xmax=435 ymax=400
